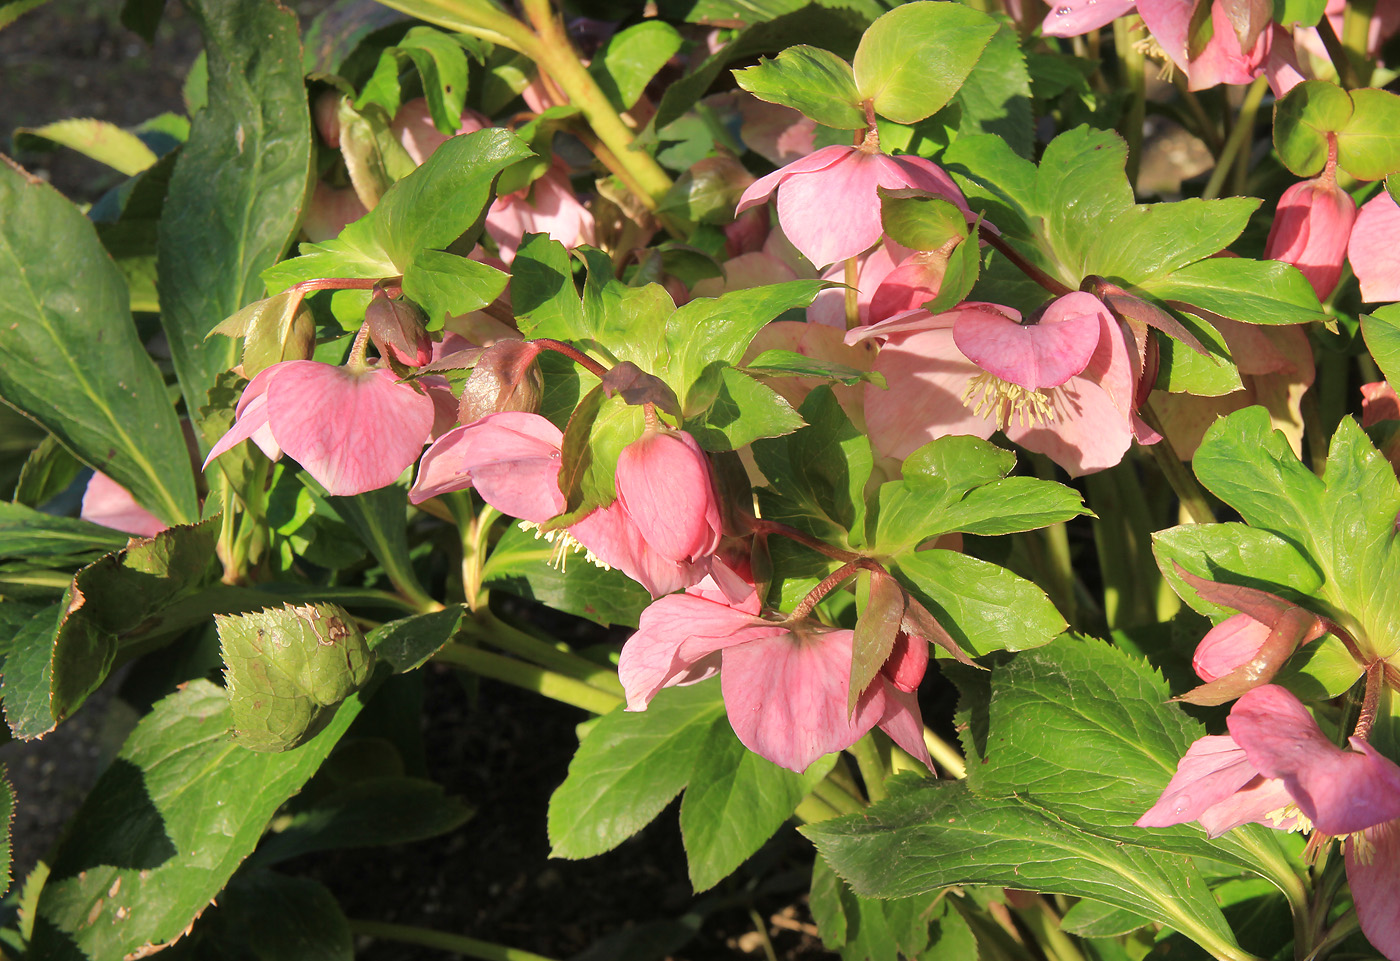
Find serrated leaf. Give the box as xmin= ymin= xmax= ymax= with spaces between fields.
xmin=160 ymin=870 xmax=352 ymax=961
xmin=733 ymin=45 xmax=864 ymax=129
xmin=1136 ymin=258 xmax=1326 ymax=327
xmin=512 ymin=233 xmax=587 ymax=341
xmin=852 ymin=3 xmax=998 ymax=124
xmin=1151 ymin=523 xmax=1324 ymax=619
xmin=548 ymin=683 xmax=724 ymax=859
xmin=0 ymin=159 xmax=199 ymax=526
xmin=679 ymin=718 xmax=834 ymax=891
xmin=366 ymin=607 xmax=463 ymax=672
xmin=157 ymin=0 xmax=312 ymax=446
xmin=401 ymin=249 xmax=509 ymax=328
xmin=30 ymin=678 xmax=368 ymax=959
xmin=950 ymin=18 xmax=1032 ymax=157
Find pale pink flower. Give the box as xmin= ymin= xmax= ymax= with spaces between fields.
xmin=484 ymin=164 xmax=596 ymax=265
xmin=735 ymin=144 xmax=969 ymax=269
xmin=618 ymin=580 xmax=933 ymax=773
xmin=1362 ymin=381 xmax=1400 ymax=427
xmin=615 ymin=428 xmax=722 ymax=564
xmin=204 ymin=360 xmax=437 ymax=496
xmin=1349 ymin=192 xmax=1400 ymax=303
xmin=302 ymin=182 xmax=369 ymax=243
xmin=1264 ymin=168 xmax=1356 ymax=299
xmin=81 ymin=472 xmax=168 ymax=538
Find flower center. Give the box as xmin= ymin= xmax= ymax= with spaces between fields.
xmin=961 ymin=372 xmax=1057 ymax=430
xmin=518 ymin=521 xmax=610 ymax=573
xmin=1264 ymin=803 xmax=1313 ymax=835
xmin=1347 ymin=830 xmax=1377 ymax=865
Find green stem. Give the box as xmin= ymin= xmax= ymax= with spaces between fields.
xmin=1171 ymin=74 xmax=1222 ymax=155
xmin=1085 ymin=465 xmax=1159 ymax=630
xmin=434 ymin=642 xmax=623 ymax=714
xmin=348 ymin=919 xmax=559 ymax=961
xmin=794 ymin=792 xmax=843 ymax=823
xmin=1232 ymin=78 xmax=1266 ymax=197
xmin=444 ymin=492 xmax=495 ymax=612
xmin=1015 ymin=897 xmax=1087 ymax=961
xmin=1201 ymin=77 xmax=1267 ymax=201
xmin=849 ymin=733 xmax=889 ymax=802
xmin=1031 ymin=454 xmax=1078 ymax=627
xmin=1339 ymin=0 xmax=1376 ymax=87
xmin=1114 ymin=17 xmax=1146 ymax=192
xmin=924 ymin=728 xmax=966 ymax=779
xmin=458 ymin=614 xmax=625 ymax=695
xmin=811 ymin=775 xmax=867 ymax=816
xmin=1138 ymin=402 xmax=1216 ymax=524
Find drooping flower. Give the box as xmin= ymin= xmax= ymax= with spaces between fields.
xmin=204 ymin=360 xmax=438 ymax=496
xmin=1264 ymin=163 xmax=1356 ymax=300
xmin=81 ymin=471 xmax=169 ymax=538
xmin=1349 ymin=192 xmax=1400 ymax=303
xmin=618 ymin=578 xmax=934 ymax=773
xmin=614 ymin=428 xmax=723 ymax=565
xmin=1138 ymin=685 xmax=1400 ymax=960
xmin=735 ymin=144 xmax=969 ymax=269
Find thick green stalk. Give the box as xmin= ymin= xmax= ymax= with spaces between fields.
xmin=349 ymin=919 xmax=559 ymax=961
xmin=1202 ymin=78 xmax=1267 ymax=200
xmin=460 ymin=611 xmax=626 ymax=696
xmin=849 ymin=733 xmax=889 ymax=802
xmin=434 ymin=642 xmax=623 ymax=714
xmin=1114 ymin=17 xmax=1146 ymax=191
xmin=1341 ymin=0 xmax=1377 ymax=86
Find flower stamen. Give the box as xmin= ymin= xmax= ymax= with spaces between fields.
xmin=961 ymin=372 xmax=1057 ymax=430
xmin=518 ymin=521 xmax=612 ymax=572
xmin=1264 ymin=803 xmax=1313 ymax=835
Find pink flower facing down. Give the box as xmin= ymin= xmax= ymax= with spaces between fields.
xmin=81 ymin=472 xmax=169 ymax=538
xmin=849 ymin=292 xmax=1154 ymax=476
xmin=409 ymin=412 xmax=717 ymax=598
xmin=618 ymin=580 xmax=934 ymax=773
xmin=1264 ymin=162 xmax=1357 ymax=300
xmin=205 ymin=360 xmax=439 ymax=496
xmin=1139 ymin=686 xmax=1400 ymax=960
xmin=614 ymin=428 xmax=723 ymax=565
xmin=1349 ymin=192 xmax=1400 ymax=303
xmin=735 ymin=143 xmax=970 ymax=269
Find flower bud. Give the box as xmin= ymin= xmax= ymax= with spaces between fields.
xmin=365 ymin=290 xmax=433 ymax=368
xmin=457 ymin=340 xmax=544 ymax=424
xmin=615 ymin=429 xmax=723 ymax=563
xmin=1264 ymin=172 xmax=1356 ymax=299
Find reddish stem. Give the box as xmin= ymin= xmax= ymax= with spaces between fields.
xmin=288 ymin=276 xmax=402 ymax=297
xmin=1353 ymin=660 xmax=1385 ymax=742
xmin=531 ymin=338 xmax=610 ymax=379
xmin=787 ymin=557 xmax=885 ymax=621
xmin=977 ymin=225 xmax=1073 ymax=297
xmin=748 ymin=518 xmax=861 ymax=563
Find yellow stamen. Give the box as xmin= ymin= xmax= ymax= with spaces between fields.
xmin=518 ymin=521 xmax=611 ymax=572
xmin=1264 ymin=803 xmax=1313 ymax=835
xmin=961 ymin=372 xmax=1057 ymax=430
xmin=1348 ymin=830 xmax=1377 ymax=865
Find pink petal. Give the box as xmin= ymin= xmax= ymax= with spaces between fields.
xmin=845 ymin=306 xmax=961 ymax=345
xmin=1363 ymin=381 xmax=1400 ymax=426
xmin=485 ymin=165 xmax=596 ymax=264
xmin=735 ymin=144 xmax=853 ymax=217
xmin=1264 ymin=174 xmax=1357 ymax=300
xmin=570 ymin=501 xmax=708 ymax=598
xmin=409 ymin=411 xmax=565 ymax=518
xmin=1136 ymin=0 xmax=1192 ymax=78
xmin=1229 ymin=685 xmax=1400 ymax=835
xmin=691 ymin=252 xmax=798 ymax=300
xmin=303 ymin=182 xmax=368 ymax=243
xmin=1181 ymin=1 xmax=1270 ymax=89
xmin=719 ymin=626 xmax=886 ymax=772
xmin=869 ymin=256 xmax=948 ymax=324
xmin=953 ymin=291 xmax=1104 ymax=390
xmin=81 ymin=471 xmax=168 ymax=538
xmin=615 ymin=430 xmax=723 ymax=563
xmin=1136 ymin=735 xmax=1260 ymax=828
xmin=204 ymin=365 xmax=282 ymax=467
xmin=1346 ymin=820 xmax=1400 ymax=961
xmin=1196 ymin=775 xmax=1301 ymax=837
xmin=864 ymin=327 xmax=995 ymax=460
xmin=882 ymin=155 xmax=972 ymax=219
xmin=1193 ymin=613 xmax=1275 ymax=681
xmin=773 ymin=148 xmax=890 ymax=268
xmin=876 ymin=680 xmax=935 ymax=772
xmin=1349 ymin=193 xmax=1400 ymax=303
xmin=267 ymin=362 xmax=435 ymax=496
xmin=1004 ymin=376 xmax=1135 ymax=475
xmin=1041 ymin=0 xmax=1137 ymax=36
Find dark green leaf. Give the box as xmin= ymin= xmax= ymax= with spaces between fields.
xmin=482 ymin=522 xmax=650 ymax=628
xmin=31 ymin=678 xmax=368 ymax=959
xmin=733 ymin=45 xmax=864 ymax=129
xmin=679 ymin=718 xmax=833 ymax=891
xmin=366 ymin=607 xmax=464 ymax=672
xmin=950 ymin=18 xmax=1032 ymax=157
xmin=852 ymin=3 xmax=998 ymax=124
xmin=161 ymin=870 xmax=352 ymax=961
xmin=157 ymin=0 xmax=312 ymax=445
xmin=0 ymin=765 xmax=10 ymax=897
xmin=513 ymin=233 xmax=587 ymax=340
xmin=0 ymin=502 xmax=129 ymax=560
xmin=1061 ymin=900 xmax=1152 ymax=938
xmin=743 ymin=349 xmax=884 ymax=387
xmin=0 ymin=159 xmax=198 ymax=526
xmin=688 ymin=367 xmax=805 ymax=452
xmin=810 ymin=856 xmax=937 ymax=961
xmin=548 ymin=683 xmax=724 ymax=859
xmin=121 ymin=0 xmax=167 ymax=42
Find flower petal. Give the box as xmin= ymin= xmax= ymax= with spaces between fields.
xmin=1136 ymin=735 xmax=1261 ymax=829
xmin=954 ymin=291 xmax=1103 ymax=390
xmin=864 ymin=327 xmax=995 ymax=460
xmin=735 ymin=144 xmax=853 ymax=216
xmin=1349 ymin=192 xmax=1400 ymax=303
xmin=1041 ymin=0 xmax=1137 ymax=37
xmin=81 ymin=472 xmax=168 ymax=538
xmin=410 ymin=411 xmax=565 ymax=518
xmin=1346 ymin=820 xmax=1400 ymax=961
xmin=1004 ymin=376 xmax=1134 ymax=476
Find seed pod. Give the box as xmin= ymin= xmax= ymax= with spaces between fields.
xmin=457 ymin=340 xmax=545 ymax=424
xmin=365 ymin=289 xmax=433 ymax=367
xmin=218 ymin=602 xmax=375 ymax=752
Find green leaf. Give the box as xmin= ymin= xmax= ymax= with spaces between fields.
xmin=802 ymin=780 xmax=1245 ymax=960
xmin=0 ymin=160 xmax=198 ymax=526
xmin=922 ymin=221 xmax=983 ymax=314
xmin=593 ymin=20 xmax=685 ymax=111
xmin=733 ymin=45 xmax=864 ymax=130
xmin=878 ymin=191 xmax=968 ymax=252
xmin=810 ymin=855 xmax=939 ymax=961
xmin=14 ymin=118 xmax=158 ymax=175
xmin=0 ymin=502 xmax=129 ymax=560
xmin=0 ymin=603 xmax=60 ymax=741
xmin=366 ymin=607 xmax=464 ymax=673
xmin=1274 ymin=0 xmax=1327 ymax=26
xmin=30 ymin=678 xmax=368 ymax=959
xmin=1362 ymin=303 xmax=1400 ymax=384
xmin=12 ymin=436 xmax=82 ymax=510
xmin=161 ymin=870 xmax=352 ymax=961
xmin=250 ymin=777 xmax=474 ymax=866
xmin=401 ymin=249 xmax=508 ymax=329
xmin=1136 ymin=257 xmax=1326 ymax=327
xmin=893 ymin=550 xmax=1065 ymax=656
xmin=157 ymin=0 xmax=312 ymax=445
xmin=949 ymin=18 xmax=1032 ymax=158
xmin=852 ymin=3 xmax=998 ymax=124
xmin=1061 ymin=900 xmax=1153 ymax=938
xmin=1152 ymin=523 xmax=1324 ymax=619
xmin=321 ymin=484 xmax=433 ymax=610
xmin=0 ymin=765 xmax=10 ymax=897
xmin=548 ymin=683 xmax=724 ymax=859
xmin=743 ymin=349 xmax=884 ymax=387
xmin=687 ymin=367 xmax=806 ymax=452
xmin=394 ymin=26 xmax=470 ymax=133
xmin=1273 ymin=79 xmax=1354 ymax=176
xmin=218 ymin=602 xmax=375 ymax=752
xmin=482 ymin=522 xmax=651 ymax=627
xmin=1089 ymin=198 xmax=1259 ymax=283
xmin=679 ymin=718 xmax=834 ymax=892
xmin=1337 ymin=88 xmax=1400 ymax=181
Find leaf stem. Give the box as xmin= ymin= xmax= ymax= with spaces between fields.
xmin=849 ymin=732 xmax=889 ymax=802
xmin=1201 ymin=77 xmax=1266 ymax=201
xmin=348 ymin=919 xmax=560 ymax=961
xmin=1113 ymin=17 xmax=1146 ymax=192
xmin=1137 ymin=402 xmax=1216 ymax=524
xmin=1324 ymin=7 xmax=1368 ymax=89
xmin=458 ymin=612 xmax=625 ymax=695
xmin=978 ymin=225 xmax=1072 ymax=296
xmin=433 ymin=642 xmax=623 ymax=714
xmin=1014 ymin=895 xmax=1087 ymax=961
xmin=924 ymin=727 xmax=967 ymax=779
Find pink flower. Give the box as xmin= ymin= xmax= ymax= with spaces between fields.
xmin=484 ymin=164 xmax=596 ymax=265
xmin=204 ymin=360 xmax=437 ymax=496
xmin=409 ymin=412 xmax=713 ymax=597
xmin=735 ymin=144 xmax=969 ymax=269
xmin=618 ymin=580 xmax=933 ymax=773
xmin=615 ymin=428 xmax=722 ymax=564
xmin=1264 ymin=167 xmax=1356 ymax=299
xmin=1138 ymin=686 xmax=1400 ymax=960
xmin=1362 ymin=381 xmax=1400 ymax=427
xmin=81 ymin=471 xmax=169 ymax=538
xmin=1349 ymin=192 xmax=1400 ymax=303
xmin=849 ymin=293 xmax=1154 ymax=475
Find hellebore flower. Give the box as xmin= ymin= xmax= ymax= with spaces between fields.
xmin=1264 ymin=164 xmax=1356 ymax=299
xmin=81 ymin=472 xmax=169 ymax=538
xmin=485 ymin=164 xmax=597 ymax=265
xmin=849 ymin=292 xmax=1153 ymax=475
xmin=1138 ymin=685 xmax=1400 ymax=960
xmin=734 ymin=144 xmax=969 ymax=269
xmin=409 ymin=412 xmax=715 ymax=597
xmin=615 ymin=428 xmax=723 ymax=565
xmin=618 ymin=579 xmax=934 ymax=773
xmin=205 ymin=360 xmax=437 ymax=496
xmin=1349 ymin=192 xmax=1400 ymax=303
